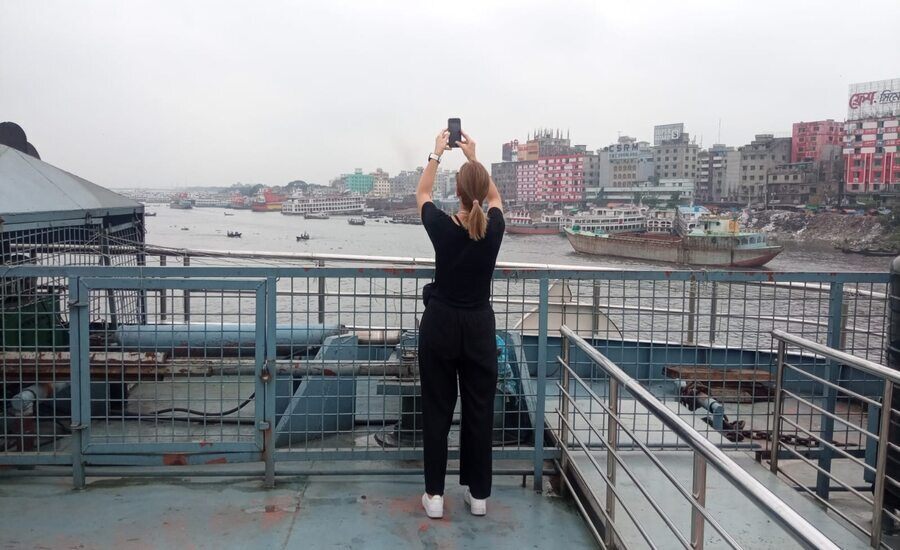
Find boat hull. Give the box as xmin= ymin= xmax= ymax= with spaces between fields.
xmin=506 ymin=224 xmax=559 ymax=235
xmin=564 ymin=230 xmax=783 ymax=267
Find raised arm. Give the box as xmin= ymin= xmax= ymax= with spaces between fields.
xmin=416 ymin=129 xmax=450 ymax=215
xmin=458 ymin=131 xmax=503 ymax=212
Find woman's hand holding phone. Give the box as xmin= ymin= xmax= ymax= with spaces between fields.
xmin=434 ymin=129 xmax=450 ymax=156
xmin=457 ymin=131 xmax=477 ymax=163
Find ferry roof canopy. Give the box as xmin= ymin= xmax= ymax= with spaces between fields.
xmin=0 ymin=144 xmax=142 ymax=230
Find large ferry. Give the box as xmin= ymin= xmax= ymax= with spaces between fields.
xmin=565 ymin=208 xmax=783 ymax=267
xmin=282 ymin=194 xmax=366 ymax=216
xmin=251 ymin=188 xmax=287 ymax=212
xmin=505 ymin=210 xmax=563 ymax=235
xmin=562 ymin=205 xmax=647 ymax=234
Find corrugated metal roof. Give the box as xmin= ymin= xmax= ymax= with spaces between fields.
xmin=0 ymin=144 xmax=142 ymax=227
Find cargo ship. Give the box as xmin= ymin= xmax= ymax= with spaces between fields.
xmin=505 ymin=211 xmax=562 ymax=235
xmin=564 ymin=211 xmax=783 ymax=267
xmin=251 ymin=188 xmax=286 ymax=212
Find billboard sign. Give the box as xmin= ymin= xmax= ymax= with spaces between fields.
xmin=654 ymin=123 xmax=684 ymax=145
xmin=604 ymin=141 xmax=650 ymax=160
xmin=847 ymin=79 xmax=900 ymax=121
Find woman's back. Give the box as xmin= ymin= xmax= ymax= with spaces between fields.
xmin=421 ymin=202 xmax=505 ymax=309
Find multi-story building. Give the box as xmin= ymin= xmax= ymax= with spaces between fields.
xmin=501 ymin=140 xmax=519 ymax=162
xmin=766 ymin=162 xmax=822 ymax=206
xmin=435 ymin=169 xmax=456 ymax=198
xmin=792 ymin=119 xmax=843 ymax=163
xmin=697 ymin=144 xmax=741 ymax=202
xmin=843 ymin=78 xmax=900 ymax=194
xmin=584 ymin=149 xmax=611 ymax=201
xmin=653 ymin=131 xmax=699 ymax=181
xmin=738 ymin=134 xmax=792 ymax=205
xmin=516 ymin=129 xmax=578 ymax=161
xmin=534 ymin=154 xmax=584 ymax=204
xmin=346 ymin=169 xmax=374 ymax=194
xmin=600 ymin=136 xmax=655 ymax=188
xmin=491 ymin=161 xmax=518 ymax=203
xmin=390 ymin=168 xmax=423 ymax=196
xmin=515 ymin=160 xmax=539 ymax=204
xmin=371 ymin=173 xmax=391 ymax=197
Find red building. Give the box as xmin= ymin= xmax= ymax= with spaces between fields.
xmin=792 ymin=119 xmax=843 ymax=163
xmin=843 ymin=79 xmax=900 ymax=194
xmin=514 ymin=160 xmax=538 ymax=203
xmin=534 ymin=154 xmax=584 ymax=204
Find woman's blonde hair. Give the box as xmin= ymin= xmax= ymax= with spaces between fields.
xmin=456 ymin=161 xmax=490 ymax=241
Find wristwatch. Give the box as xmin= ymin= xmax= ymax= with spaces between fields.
xmin=428 ymin=153 xmax=441 ymax=164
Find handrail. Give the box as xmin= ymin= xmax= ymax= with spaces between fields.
xmin=559 ymin=324 xmax=840 ymax=550
xmin=771 ymin=329 xmax=900 ymax=385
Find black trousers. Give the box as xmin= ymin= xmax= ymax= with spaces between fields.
xmin=418 ymin=299 xmax=498 ymax=499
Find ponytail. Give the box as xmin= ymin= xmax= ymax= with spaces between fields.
xmin=467 ymin=199 xmax=487 ymax=241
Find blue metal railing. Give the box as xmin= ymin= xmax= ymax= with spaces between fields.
xmin=0 ymin=264 xmax=891 ymax=498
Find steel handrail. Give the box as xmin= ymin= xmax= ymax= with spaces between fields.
xmin=559 ymin=324 xmax=840 ymax=550
xmin=771 ymin=329 xmax=900 ymax=385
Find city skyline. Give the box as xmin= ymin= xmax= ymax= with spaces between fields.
xmin=2 ymin=0 xmax=899 ymax=189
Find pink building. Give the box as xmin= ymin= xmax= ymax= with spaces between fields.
xmin=792 ymin=119 xmax=843 ymax=163
xmin=515 ymin=160 xmax=538 ymax=203
xmin=534 ymin=154 xmax=584 ymax=204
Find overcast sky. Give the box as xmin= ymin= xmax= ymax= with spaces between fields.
xmin=2 ymin=1 xmax=898 ymax=189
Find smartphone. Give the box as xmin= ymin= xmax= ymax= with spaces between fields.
xmin=448 ymin=118 xmax=461 ymax=148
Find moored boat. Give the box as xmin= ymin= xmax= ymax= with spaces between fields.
xmin=564 ymin=211 xmax=783 ymax=267
xmin=348 ymin=217 xmax=366 ymax=226
xmin=505 ymin=211 xmax=560 ymax=235
xmin=305 ymin=211 xmax=330 ymax=220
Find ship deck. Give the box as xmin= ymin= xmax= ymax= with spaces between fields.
xmin=0 ymin=471 xmax=595 ymax=550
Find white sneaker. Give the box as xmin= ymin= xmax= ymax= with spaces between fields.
xmin=422 ymin=493 xmax=443 ymax=519
xmin=464 ymin=488 xmax=487 ymax=516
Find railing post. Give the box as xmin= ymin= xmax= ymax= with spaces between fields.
xmin=559 ymin=333 xmax=571 ymax=497
xmin=770 ymin=339 xmax=787 ymax=474
xmin=816 ymin=282 xmax=844 ymax=501
xmin=99 ymin=229 xmax=118 ymax=329
xmin=182 ymin=254 xmax=191 ymax=323
xmin=872 ymin=380 xmax=894 ymax=547
xmin=691 ymin=451 xmax=708 ymax=550
xmin=687 ymin=279 xmax=697 ymax=345
xmin=317 ymin=259 xmax=325 ymax=325
xmin=159 ymin=255 xmax=167 ymax=321
xmin=605 ymin=377 xmax=619 ymax=549
xmin=592 ymin=281 xmax=600 ymax=336
xmin=68 ymin=277 xmax=89 ymax=489
xmin=708 ymin=282 xmax=718 ymax=344
xmin=263 ymin=277 xmax=277 ymax=488
xmin=839 ymin=301 xmax=849 ymax=351
xmin=533 ymin=278 xmax=549 ymax=492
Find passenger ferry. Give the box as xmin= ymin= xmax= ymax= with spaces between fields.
xmin=561 ymin=205 xmax=647 ymax=234
xmin=505 ymin=210 xmax=563 ymax=235
xmin=282 ymin=194 xmax=366 ymax=216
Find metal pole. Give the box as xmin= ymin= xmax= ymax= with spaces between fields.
xmin=708 ymin=282 xmax=718 ymax=344
xmin=533 ymin=278 xmax=549 ymax=492
xmin=99 ymin=229 xmax=118 ymax=329
xmin=770 ymin=339 xmax=786 ymax=474
xmin=872 ymin=380 xmax=894 ymax=547
xmin=592 ymin=281 xmax=600 ymax=336
xmin=317 ymin=259 xmax=325 ymax=325
xmin=559 ymin=334 xmax=571 ymax=498
xmin=816 ymin=282 xmax=844 ymax=501
xmin=183 ymin=255 xmax=190 ymax=323
xmin=691 ymin=451 xmax=707 ymax=550
xmin=605 ymin=377 xmax=618 ymax=549
xmin=687 ymin=279 xmax=697 ymax=345
xmin=159 ymin=255 xmax=167 ymax=321
xmin=839 ymin=301 xmax=849 ymax=351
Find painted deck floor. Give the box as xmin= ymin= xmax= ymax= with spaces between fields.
xmin=0 ymin=472 xmax=596 ymax=549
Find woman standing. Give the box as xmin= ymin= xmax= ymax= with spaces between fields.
xmin=415 ymin=128 xmax=505 ymax=519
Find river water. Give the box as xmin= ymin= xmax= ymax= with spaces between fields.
xmin=144 ymin=206 xmax=891 ymax=272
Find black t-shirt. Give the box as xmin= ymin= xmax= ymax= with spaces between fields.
xmin=421 ymin=201 xmax=505 ymax=309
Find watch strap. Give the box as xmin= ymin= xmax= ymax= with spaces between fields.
xmin=428 ymin=153 xmax=441 ymax=164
